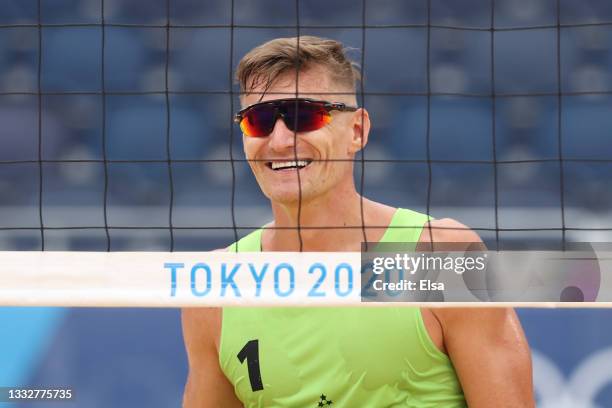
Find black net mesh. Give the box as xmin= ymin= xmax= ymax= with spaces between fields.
xmin=0 ymin=0 xmax=611 ymax=252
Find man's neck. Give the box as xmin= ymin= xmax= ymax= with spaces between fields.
xmin=265 ymin=185 xmax=394 ymax=251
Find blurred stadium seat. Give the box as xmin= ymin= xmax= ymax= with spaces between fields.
xmin=0 ymin=0 xmax=608 ymax=241
xmin=42 ymin=28 xmax=102 ymax=91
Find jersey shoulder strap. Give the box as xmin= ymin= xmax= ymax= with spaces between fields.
xmin=379 ymin=207 xmax=432 ymax=244
xmin=226 ymin=228 xmax=263 ymax=252
xmin=226 ymin=208 xmax=431 ymax=252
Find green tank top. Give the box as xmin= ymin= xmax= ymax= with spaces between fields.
xmin=221 ymin=208 xmax=466 ymax=407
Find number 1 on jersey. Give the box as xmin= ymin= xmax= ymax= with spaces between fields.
xmin=237 ymin=339 xmax=264 ymax=391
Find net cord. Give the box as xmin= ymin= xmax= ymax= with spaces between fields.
xmin=164 ymin=0 xmax=176 ymax=251
xmin=294 ymin=0 xmax=304 ymax=252
xmin=0 ymin=226 xmax=610 ymax=232
xmin=556 ymin=0 xmax=567 ymax=251
xmin=359 ymin=0 xmax=368 ymax=251
xmin=101 ymin=0 xmax=111 ymax=251
xmin=2 ymin=90 xmax=611 ymax=97
xmin=491 ymin=0 xmax=500 ymax=251
xmin=2 ymin=22 xmax=611 ymax=30
xmin=36 ymin=0 xmax=45 ymax=250
xmin=229 ymin=0 xmax=239 ymax=250
xmin=425 ymin=0 xmax=434 ymax=250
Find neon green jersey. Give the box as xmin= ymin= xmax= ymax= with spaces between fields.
xmin=221 ymin=208 xmax=466 ymax=407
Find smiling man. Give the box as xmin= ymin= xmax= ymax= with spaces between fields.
xmin=182 ymin=36 xmax=534 ymax=407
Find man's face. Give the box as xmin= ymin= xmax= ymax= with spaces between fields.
xmin=240 ymin=66 xmax=366 ymax=205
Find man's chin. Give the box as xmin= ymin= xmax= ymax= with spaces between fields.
xmin=263 ymin=189 xmax=314 ymax=205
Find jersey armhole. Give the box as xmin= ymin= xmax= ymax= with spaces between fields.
xmin=415 ymin=308 xmax=451 ymax=361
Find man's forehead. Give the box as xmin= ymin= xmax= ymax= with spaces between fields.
xmin=242 ymin=66 xmax=352 ymax=105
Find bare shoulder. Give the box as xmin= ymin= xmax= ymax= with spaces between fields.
xmin=181 ymin=307 xmax=223 ymax=351
xmin=418 ymin=218 xmax=483 ymax=245
xmin=417 ymin=219 xmax=503 ymax=328
xmin=430 ymin=307 xmax=533 ymax=406
xmin=431 ymin=307 xmax=520 ymax=333
xmin=181 ymin=306 xmax=222 ymax=327
xmin=181 ymin=249 xmax=227 ymax=349
xmin=182 ymin=305 xmax=243 ymax=407
xmin=182 ymin=246 xmax=225 ymax=345
xmin=412 ymin=221 xmax=533 ymax=405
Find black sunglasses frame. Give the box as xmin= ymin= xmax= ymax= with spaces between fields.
xmin=234 ymin=98 xmax=359 ymax=133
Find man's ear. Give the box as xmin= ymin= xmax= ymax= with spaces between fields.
xmin=348 ymin=108 xmax=370 ymax=154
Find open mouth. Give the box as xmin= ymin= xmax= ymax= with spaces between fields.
xmin=267 ymin=159 xmax=313 ymax=171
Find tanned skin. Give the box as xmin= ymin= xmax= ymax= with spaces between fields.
xmin=182 ymin=66 xmax=534 ymax=408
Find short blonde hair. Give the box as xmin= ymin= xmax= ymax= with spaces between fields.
xmin=235 ymin=36 xmax=360 ymax=94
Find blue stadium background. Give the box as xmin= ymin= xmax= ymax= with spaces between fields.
xmin=1 ymin=0 xmax=611 ymax=406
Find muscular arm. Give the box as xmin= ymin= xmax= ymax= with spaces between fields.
xmin=435 ymin=307 xmax=534 ymax=407
xmin=420 ymin=219 xmax=535 ymax=407
xmin=181 ymin=307 xmax=243 ymax=408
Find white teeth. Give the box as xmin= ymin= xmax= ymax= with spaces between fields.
xmin=271 ymin=160 xmax=311 ymax=170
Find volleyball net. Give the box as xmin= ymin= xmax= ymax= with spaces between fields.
xmin=0 ymin=0 xmax=611 ymax=306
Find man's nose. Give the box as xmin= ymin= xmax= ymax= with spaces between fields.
xmin=267 ymin=117 xmax=296 ymax=151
